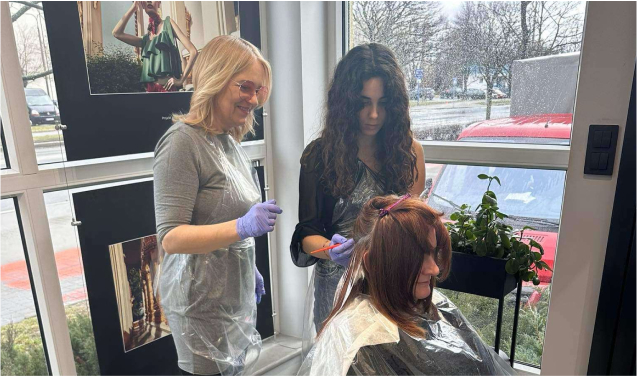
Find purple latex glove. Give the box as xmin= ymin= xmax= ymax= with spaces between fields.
xmin=255 ymin=266 xmax=266 ymax=304
xmin=236 ymin=199 xmax=283 ymax=240
xmin=327 ymin=233 xmax=355 ymax=267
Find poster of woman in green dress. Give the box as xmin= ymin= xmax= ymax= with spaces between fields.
xmin=77 ymin=1 xmax=239 ymax=94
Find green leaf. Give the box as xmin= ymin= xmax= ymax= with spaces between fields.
xmin=538 ymin=261 xmax=552 ymax=271
xmin=505 ymin=258 xmax=518 ymax=274
xmin=450 ymin=212 xmax=459 ymax=221
xmin=482 ymin=194 xmax=497 ymax=206
xmin=495 ymin=246 xmax=505 ymax=259
xmin=485 ymin=190 xmax=497 ymax=199
xmin=475 ymin=241 xmax=487 ymax=256
xmin=532 ymin=252 xmax=542 ymax=261
xmin=478 ymin=174 xmax=489 ymax=180
xmin=529 ymin=239 xmax=545 ymax=255
xmin=493 ymin=176 xmax=501 ymax=186
xmin=522 ymin=225 xmax=536 ymax=231
xmin=500 ymin=232 xmax=511 ymax=249
xmin=487 ymin=229 xmax=498 ymax=245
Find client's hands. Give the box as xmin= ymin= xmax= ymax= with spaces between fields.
xmin=327 ymin=234 xmax=355 ymax=267
xmin=255 ymin=267 xmax=266 ymax=304
xmin=236 ymin=199 xmax=283 ymax=240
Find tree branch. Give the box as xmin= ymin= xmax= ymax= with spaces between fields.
xmin=11 ymin=1 xmax=43 ymax=22
xmin=22 ymin=69 xmax=52 ymax=82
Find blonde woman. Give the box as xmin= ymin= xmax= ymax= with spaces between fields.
xmin=154 ymin=35 xmax=281 ymax=376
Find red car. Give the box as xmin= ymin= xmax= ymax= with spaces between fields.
xmin=426 ymin=114 xmax=572 ymax=284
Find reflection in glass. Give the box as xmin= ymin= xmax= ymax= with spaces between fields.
xmin=349 ymin=1 xmax=586 ymax=145
xmin=79 ymin=1 xmax=240 ymax=94
xmin=423 ymin=163 xmax=565 ymax=367
xmin=9 ymin=3 xmax=65 ymax=165
xmin=0 ymin=198 xmax=49 ymax=375
xmin=43 ymin=191 xmax=99 ymax=375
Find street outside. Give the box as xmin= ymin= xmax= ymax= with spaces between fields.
xmin=1 ymin=98 xmax=508 ymax=325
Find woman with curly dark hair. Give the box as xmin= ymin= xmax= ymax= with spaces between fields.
xmin=290 ymin=43 xmax=426 ymax=332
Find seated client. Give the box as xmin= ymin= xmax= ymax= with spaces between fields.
xmin=298 ymin=194 xmax=515 ymax=376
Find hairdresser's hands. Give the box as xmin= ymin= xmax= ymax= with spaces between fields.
xmin=328 ymin=234 xmax=355 ymax=267
xmin=236 ymin=199 xmax=283 ymax=240
xmin=255 ymin=266 xmax=266 ymax=304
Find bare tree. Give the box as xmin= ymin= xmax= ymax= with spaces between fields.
xmin=9 ymin=1 xmax=52 ymax=86
xmin=351 ymin=1 xmax=445 ymax=89
xmin=453 ymin=2 xmax=517 ymax=119
xmin=491 ymin=1 xmax=585 ymax=91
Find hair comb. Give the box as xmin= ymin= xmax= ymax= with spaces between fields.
xmin=379 ymin=193 xmax=411 ymax=217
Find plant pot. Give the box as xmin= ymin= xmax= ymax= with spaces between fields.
xmin=437 ymin=251 xmax=518 ymax=299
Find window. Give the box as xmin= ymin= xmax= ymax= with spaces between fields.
xmin=425 ymin=163 xmax=564 ymax=367
xmin=9 ymin=2 xmax=65 ymax=165
xmin=43 ymin=190 xmax=99 ymax=375
xmin=349 ymin=1 xmax=586 ymax=145
xmin=1 ymin=198 xmax=50 ymax=375
xmin=347 ymin=1 xmax=584 ymax=365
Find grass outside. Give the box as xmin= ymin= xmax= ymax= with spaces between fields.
xmin=32 ymin=134 xmax=63 ymax=143
xmin=438 ymin=285 xmax=551 ymax=368
xmin=1 ymin=302 xmax=99 ymax=376
xmin=31 ymin=125 xmax=57 ymax=133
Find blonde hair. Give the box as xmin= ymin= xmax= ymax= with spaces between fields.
xmin=173 ymin=35 xmax=272 ymax=142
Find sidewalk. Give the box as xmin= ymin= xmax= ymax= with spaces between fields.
xmin=1 ymin=248 xmax=87 ymax=326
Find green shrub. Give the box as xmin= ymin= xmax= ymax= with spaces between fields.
xmin=1 ymin=320 xmax=48 ymax=376
xmin=1 ymin=303 xmax=99 ymax=376
xmin=86 ymin=43 xmax=144 ymax=94
xmin=67 ymin=307 xmax=99 ymax=375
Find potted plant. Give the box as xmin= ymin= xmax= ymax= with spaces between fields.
xmin=439 ymin=173 xmax=552 ymax=292
xmin=436 ymin=173 xmax=553 ymax=359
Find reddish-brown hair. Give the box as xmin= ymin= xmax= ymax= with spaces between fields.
xmin=318 ymin=195 xmax=452 ymax=338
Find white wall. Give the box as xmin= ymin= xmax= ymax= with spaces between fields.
xmin=263 ymin=1 xmax=339 ymax=338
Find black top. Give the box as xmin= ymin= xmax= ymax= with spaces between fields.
xmin=290 ymin=139 xmax=338 ymax=267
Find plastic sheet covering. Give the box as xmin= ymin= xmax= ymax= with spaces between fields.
xmin=298 ymin=290 xmax=516 ymax=376
xmin=302 ymin=160 xmax=386 ymax=356
xmin=157 ymin=134 xmax=263 ymax=375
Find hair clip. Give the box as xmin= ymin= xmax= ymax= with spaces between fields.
xmin=379 ymin=193 xmax=411 ymax=217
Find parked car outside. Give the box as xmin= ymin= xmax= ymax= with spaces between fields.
xmin=440 ymin=87 xmax=462 ymax=99
xmin=459 ymin=88 xmax=486 ymax=100
xmin=410 ymin=87 xmax=435 ymax=101
xmin=24 ymin=87 xmax=59 ymax=126
xmin=491 ymin=88 xmax=507 ymax=99
xmin=425 ymin=113 xmax=573 ymax=285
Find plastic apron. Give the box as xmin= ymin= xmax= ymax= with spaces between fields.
xmin=303 ymin=160 xmax=386 ymax=355
xmin=157 ymin=134 xmax=262 ymax=375
xmin=298 ymin=290 xmax=516 ymax=376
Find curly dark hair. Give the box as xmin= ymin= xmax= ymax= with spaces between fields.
xmin=305 ymin=43 xmax=417 ymax=198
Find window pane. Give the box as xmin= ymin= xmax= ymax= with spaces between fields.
xmin=349 ymin=1 xmax=586 ymax=146
xmin=9 ymin=3 xmax=66 ymax=165
xmin=424 ymin=163 xmax=565 ymax=367
xmin=1 ymin=198 xmax=49 ymax=375
xmin=43 ymin=191 xmax=99 ymax=375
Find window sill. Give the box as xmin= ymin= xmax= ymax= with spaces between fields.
xmin=253 ymin=334 xmax=302 ymax=375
